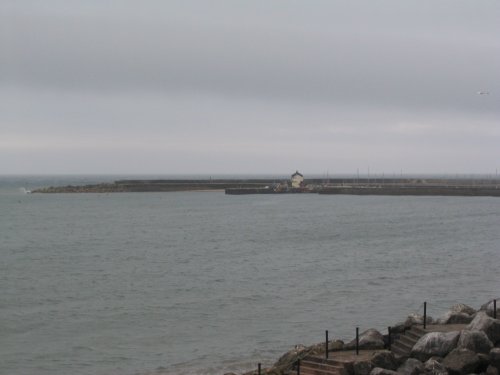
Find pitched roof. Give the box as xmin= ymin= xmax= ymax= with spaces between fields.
xmin=291 ymin=171 xmax=303 ymax=178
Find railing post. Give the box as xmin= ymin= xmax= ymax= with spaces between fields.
xmin=494 ymin=299 xmax=497 ymax=319
xmin=388 ymin=326 xmax=392 ymax=350
xmin=423 ymin=301 xmax=427 ymax=329
xmin=258 ymin=363 xmax=261 ymax=375
xmin=297 ymin=359 xmax=300 ymax=375
xmin=325 ymin=330 xmax=329 ymax=359
xmin=356 ymin=327 xmax=359 ymax=355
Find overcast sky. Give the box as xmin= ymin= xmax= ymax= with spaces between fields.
xmin=1 ymin=0 xmax=499 ymax=175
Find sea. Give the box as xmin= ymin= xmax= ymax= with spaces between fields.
xmin=1 ymin=175 xmax=499 ymax=375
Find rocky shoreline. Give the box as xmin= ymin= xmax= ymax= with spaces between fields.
xmin=235 ymin=299 xmax=499 ymax=375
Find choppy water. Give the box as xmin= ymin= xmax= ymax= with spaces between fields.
xmin=1 ymin=176 xmax=499 ymax=375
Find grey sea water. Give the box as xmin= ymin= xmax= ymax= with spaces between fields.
xmin=1 ymin=176 xmax=499 ymax=375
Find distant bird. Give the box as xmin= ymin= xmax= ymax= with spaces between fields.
xmin=477 ymin=91 xmax=490 ymax=95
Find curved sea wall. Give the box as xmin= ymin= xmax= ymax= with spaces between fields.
xmin=31 ymin=178 xmax=500 ymax=197
xmin=31 ymin=179 xmax=277 ymax=193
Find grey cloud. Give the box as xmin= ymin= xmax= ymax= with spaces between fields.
xmin=1 ymin=0 xmax=499 ymax=174
xmin=2 ymin=1 xmax=499 ymax=114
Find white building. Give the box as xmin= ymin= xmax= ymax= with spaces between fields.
xmin=291 ymin=171 xmax=304 ymax=188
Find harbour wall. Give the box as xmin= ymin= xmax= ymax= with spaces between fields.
xmin=32 ymin=178 xmax=500 ymax=197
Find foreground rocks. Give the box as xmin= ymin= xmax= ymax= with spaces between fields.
xmin=246 ymin=298 xmax=499 ymax=375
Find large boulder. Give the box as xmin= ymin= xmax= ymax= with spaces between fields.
xmin=346 ymin=329 xmax=385 ymax=350
xmin=450 ymin=303 xmax=476 ymax=316
xmin=480 ymin=299 xmax=499 ymax=318
xmin=467 ymin=312 xmax=500 ymax=344
xmin=457 ymin=330 xmax=493 ymax=354
xmin=410 ymin=331 xmax=460 ymax=362
xmin=436 ymin=304 xmax=476 ymax=324
xmin=436 ymin=311 xmax=472 ymax=325
xmin=424 ymin=357 xmax=448 ymax=375
xmin=442 ymin=348 xmax=482 ymax=375
xmin=371 ymin=350 xmax=398 ymax=371
xmin=491 ymin=348 xmax=500 ymax=368
xmin=397 ymin=358 xmax=424 ymax=375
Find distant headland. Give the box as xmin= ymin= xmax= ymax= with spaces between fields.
xmin=31 ymin=172 xmax=500 ymax=197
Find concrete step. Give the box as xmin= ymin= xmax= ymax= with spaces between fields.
xmin=390 ymin=324 xmax=428 ymax=358
xmin=299 ymin=356 xmax=343 ymax=375
xmin=393 ymin=339 xmax=413 ymax=352
xmin=302 ymin=355 xmax=343 ymax=367
xmin=391 ymin=344 xmax=408 ymax=358
xmin=410 ymin=326 xmax=427 ymax=336
xmin=300 ymin=360 xmax=343 ymax=371
xmin=299 ymin=367 xmax=341 ymax=375
xmin=398 ymin=335 xmax=418 ymax=347
xmin=299 ymin=369 xmax=340 ymax=375
xmin=405 ymin=330 xmax=423 ymax=341
xmin=391 ymin=341 xmax=412 ymax=357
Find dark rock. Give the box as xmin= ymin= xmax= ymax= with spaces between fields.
xmin=371 ymin=350 xmax=398 ymax=371
xmin=353 ymin=360 xmax=373 ymax=375
xmin=487 ymin=365 xmax=500 ymax=375
xmin=450 ymin=303 xmax=476 ymax=316
xmin=411 ymin=331 xmax=460 ymax=362
xmin=370 ymin=368 xmax=398 ymax=375
xmin=458 ymin=330 xmax=493 ymax=354
xmin=478 ymin=353 xmax=492 ymax=372
xmin=435 ymin=304 xmax=476 ymax=324
xmin=467 ymin=312 xmax=500 ymax=344
xmin=443 ymin=348 xmax=481 ymax=375
xmin=346 ymin=329 xmax=385 ymax=350
xmin=436 ymin=312 xmax=473 ymax=324
xmin=424 ymin=357 xmax=448 ymax=375
xmin=479 ymin=352 xmax=490 ymax=363
xmin=491 ymin=347 xmax=500 ymax=368
xmin=397 ymin=358 xmax=425 ymax=375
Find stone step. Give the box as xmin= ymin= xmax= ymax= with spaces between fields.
xmin=405 ymin=330 xmax=423 ymax=341
xmin=299 ymin=369 xmax=340 ymax=375
xmin=398 ymin=334 xmax=418 ymax=347
xmin=410 ymin=325 xmax=427 ymax=336
xmin=391 ymin=341 xmax=413 ymax=357
xmin=391 ymin=345 xmax=406 ymax=356
xmin=394 ymin=339 xmax=413 ymax=352
xmin=301 ymin=355 xmax=343 ymax=367
xmin=390 ymin=324 xmax=427 ymax=358
xmin=300 ymin=360 xmax=343 ymax=371
xmin=390 ymin=344 xmax=408 ymax=358
xmin=298 ymin=356 xmax=344 ymax=375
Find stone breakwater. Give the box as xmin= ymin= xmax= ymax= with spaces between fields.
xmin=237 ymin=299 xmax=500 ymax=375
xmin=32 ymin=178 xmax=500 ymax=197
xmin=31 ymin=179 xmax=279 ymax=193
